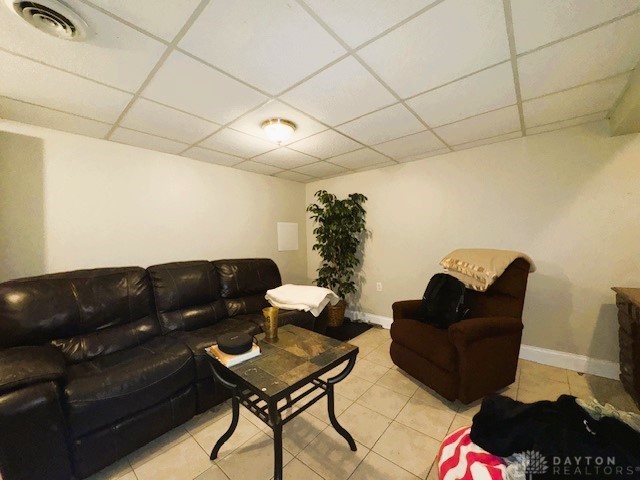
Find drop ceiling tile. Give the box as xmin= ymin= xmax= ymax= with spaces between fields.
xmin=518 ymin=13 xmax=640 ymax=100
xmin=274 ymin=171 xmax=315 ymax=182
xmin=181 ymin=147 xmax=243 ymax=167
xmin=329 ymin=148 xmax=389 ymax=170
xmin=252 ymin=148 xmax=318 ymax=169
xmin=434 ymin=105 xmax=521 ymax=145
xmin=233 ymin=161 xmax=283 ymax=176
xmin=86 ymin=0 xmax=202 ymax=41
xmin=111 ymin=128 xmax=189 ymax=154
xmin=527 ymin=111 xmax=608 ymax=135
xmin=142 ymin=51 xmax=267 ymax=124
xmin=120 ymin=99 xmax=219 ymax=144
xmin=293 ymin=161 xmax=349 ymax=178
xmin=511 ymin=0 xmax=640 ymax=53
xmin=0 ymin=50 xmax=132 ymax=123
xmin=374 ymin=131 xmax=446 ymax=159
xmin=407 ymin=62 xmax=517 ymax=127
xmin=396 ymin=147 xmax=450 ymax=163
xmin=303 ymin=0 xmax=437 ymax=48
xmin=179 ymin=0 xmax=345 ymax=94
xmin=280 ymin=57 xmax=396 ymax=126
xmin=523 ymin=74 xmax=629 ymax=128
xmin=0 ymin=2 xmax=165 ymax=92
xmin=288 ymin=129 xmax=362 ymax=159
xmin=337 ymin=104 xmax=424 ymax=145
xmin=200 ymin=128 xmax=276 ymax=158
xmin=227 ymin=101 xmax=326 ymax=146
xmin=0 ymin=97 xmax=111 ymax=138
xmin=356 ymin=161 xmax=397 ymax=172
xmin=452 ymin=131 xmax=522 ymax=151
xmin=359 ymin=0 xmax=510 ymax=98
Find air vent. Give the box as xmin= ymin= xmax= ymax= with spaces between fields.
xmin=5 ymin=0 xmax=88 ymax=40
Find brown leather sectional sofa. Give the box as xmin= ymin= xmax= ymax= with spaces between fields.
xmin=0 ymin=258 xmax=323 ymax=480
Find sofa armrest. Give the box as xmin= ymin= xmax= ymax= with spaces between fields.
xmin=0 ymin=346 xmax=66 ymax=395
xmin=392 ymin=300 xmax=422 ymax=320
xmin=448 ymin=316 xmax=523 ymax=347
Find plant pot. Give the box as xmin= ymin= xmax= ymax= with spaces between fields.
xmin=326 ymin=300 xmax=347 ymax=327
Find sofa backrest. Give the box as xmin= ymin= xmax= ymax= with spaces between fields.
xmin=213 ymin=259 xmax=281 ymax=316
xmin=465 ymin=258 xmax=531 ymax=319
xmin=147 ymin=260 xmax=227 ymax=334
xmin=0 ymin=267 xmax=159 ymax=363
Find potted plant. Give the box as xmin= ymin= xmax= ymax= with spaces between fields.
xmin=307 ymin=190 xmax=368 ymax=327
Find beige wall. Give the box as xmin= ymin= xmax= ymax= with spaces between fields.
xmin=306 ymin=121 xmax=640 ymax=363
xmin=0 ymin=120 xmax=308 ymax=284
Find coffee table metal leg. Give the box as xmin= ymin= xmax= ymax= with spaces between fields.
xmin=210 ymin=395 xmax=239 ymax=460
xmin=268 ymin=400 xmax=284 ymax=480
xmin=326 ymin=354 xmax=358 ymax=451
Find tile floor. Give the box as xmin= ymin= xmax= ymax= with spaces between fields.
xmin=88 ymin=327 xmax=639 ymax=480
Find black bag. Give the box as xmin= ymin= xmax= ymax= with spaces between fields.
xmin=420 ymin=273 xmax=469 ymax=328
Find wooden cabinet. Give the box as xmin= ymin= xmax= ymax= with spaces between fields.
xmin=612 ymin=287 xmax=640 ymax=406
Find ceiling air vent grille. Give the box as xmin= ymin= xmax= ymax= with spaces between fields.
xmin=6 ymin=0 xmax=88 ymax=40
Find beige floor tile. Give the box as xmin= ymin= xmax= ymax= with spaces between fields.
xmin=376 ymin=369 xmax=421 ymax=397
xmin=456 ymin=398 xmax=483 ymax=420
xmin=351 ymin=358 xmax=390 ymax=383
xmin=127 ymin=425 xmax=191 ymax=469
xmin=240 ymin=405 xmax=271 ymax=430
xmin=134 ymin=437 xmax=212 ymax=480
xmin=447 ymin=415 xmax=472 ymax=435
xmin=395 ymin=397 xmax=456 ymax=441
xmin=349 ymin=335 xmax=384 ymax=356
xmin=519 ymin=371 xmax=567 ymax=392
xmin=497 ymin=382 xmax=519 ymax=400
xmin=305 ymin=392 xmax=353 ymax=424
xmin=520 ymin=360 xmax=568 ymax=384
xmin=372 ymin=422 xmax=440 ymax=478
xmin=192 ymin=412 xmax=261 ymax=461
xmin=86 ymin=457 xmax=133 ymax=480
xmin=517 ymin=382 xmax=571 ymax=404
xmin=357 ymin=384 xmax=410 ymax=419
xmin=263 ymin=411 xmax=326 ymax=455
xmin=193 ymin=465 xmax=230 ymax=480
xmin=183 ymin=401 xmax=232 ymax=436
xmin=297 ymin=427 xmax=369 ymax=480
xmin=337 ymin=402 xmax=392 ymax=448
xmin=412 ymin=385 xmax=459 ymax=413
xmin=426 ymin=460 xmax=440 ymax=480
xmin=282 ymin=458 xmax=323 ymax=480
xmin=364 ymin=344 xmax=395 ymax=368
xmin=336 ymin=374 xmax=374 ymax=401
xmin=350 ymin=451 xmax=420 ymax=480
xmin=217 ymin=431 xmax=293 ymax=480
xmin=320 ymin=361 xmax=351 ymax=381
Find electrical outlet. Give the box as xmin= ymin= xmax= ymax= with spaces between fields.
xmin=376 ymin=282 xmax=382 ymax=292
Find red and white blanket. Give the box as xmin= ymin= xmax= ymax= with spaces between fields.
xmin=438 ymin=426 xmax=507 ymax=480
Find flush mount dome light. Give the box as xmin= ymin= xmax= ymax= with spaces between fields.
xmin=261 ymin=118 xmax=296 ymax=144
xmin=4 ymin=0 xmax=89 ymax=40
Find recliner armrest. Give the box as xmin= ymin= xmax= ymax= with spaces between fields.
xmin=392 ymin=300 xmax=422 ymax=320
xmin=448 ymin=316 xmax=523 ymax=347
xmin=0 ymin=346 xmax=66 ymax=395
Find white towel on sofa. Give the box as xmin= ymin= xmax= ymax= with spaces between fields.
xmin=265 ymin=284 xmax=339 ymax=317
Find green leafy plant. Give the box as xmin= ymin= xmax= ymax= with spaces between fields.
xmin=307 ymin=190 xmax=368 ymax=300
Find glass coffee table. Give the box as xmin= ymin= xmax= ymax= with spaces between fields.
xmin=207 ymin=324 xmax=359 ymax=480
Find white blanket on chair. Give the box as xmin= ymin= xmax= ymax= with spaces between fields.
xmin=265 ymin=284 xmax=339 ymax=317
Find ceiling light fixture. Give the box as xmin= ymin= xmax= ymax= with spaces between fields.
xmin=261 ymin=118 xmax=296 ymax=144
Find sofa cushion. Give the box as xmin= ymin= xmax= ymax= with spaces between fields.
xmin=169 ymin=318 xmax=261 ymax=380
xmin=64 ymin=336 xmax=193 ymax=437
xmin=147 ymin=261 xmax=227 ymax=334
xmin=0 ymin=267 xmax=159 ymax=362
xmin=277 ymin=310 xmax=315 ymax=331
xmin=214 ymin=259 xmax=281 ymax=315
xmin=390 ymin=317 xmax=457 ymax=372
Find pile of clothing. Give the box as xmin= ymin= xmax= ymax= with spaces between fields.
xmin=438 ymin=395 xmax=640 ymax=480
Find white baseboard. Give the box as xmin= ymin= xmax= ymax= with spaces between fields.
xmin=347 ymin=311 xmax=620 ymax=380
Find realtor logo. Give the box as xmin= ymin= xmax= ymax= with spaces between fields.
xmin=514 ymin=450 xmax=549 ymax=479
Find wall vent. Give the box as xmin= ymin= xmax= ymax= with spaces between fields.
xmin=5 ymin=0 xmax=88 ymax=40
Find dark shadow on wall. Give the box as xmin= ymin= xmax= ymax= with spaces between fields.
xmin=0 ymin=132 xmax=45 ymax=282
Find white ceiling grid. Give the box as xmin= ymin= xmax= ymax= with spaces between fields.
xmin=0 ymin=0 xmax=638 ymax=182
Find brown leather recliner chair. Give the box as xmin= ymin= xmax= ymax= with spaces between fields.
xmin=390 ymin=258 xmax=531 ymax=404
